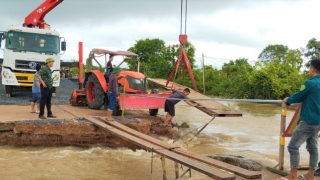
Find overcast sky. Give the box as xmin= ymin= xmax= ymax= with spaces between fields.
xmin=1 ymin=0 xmax=319 ymax=68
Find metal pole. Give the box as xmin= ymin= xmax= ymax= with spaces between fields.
xmin=278 ymin=101 xmax=287 ymax=170
xmin=202 ymin=53 xmax=205 ymax=95
xmin=78 ymin=42 xmax=83 ymax=89
xmin=105 ymin=54 xmax=108 ymax=72
xmin=317 ymin=41 xmax=320 ymax=58
xmin=121 ymin=77 xmax=126 ymax=118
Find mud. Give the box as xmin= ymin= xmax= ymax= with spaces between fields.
xmin=0 ymin=105 xmax=180 ymax=149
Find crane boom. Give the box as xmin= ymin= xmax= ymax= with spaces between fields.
xmin=23 ymin=0 xmax=64 ymax=29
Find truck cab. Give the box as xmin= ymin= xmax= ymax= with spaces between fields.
xmin=1 ymin=26 xmax=65 ymax=97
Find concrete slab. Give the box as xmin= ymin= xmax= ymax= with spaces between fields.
xmin=0 ymin=105 xmax=77 ymax=122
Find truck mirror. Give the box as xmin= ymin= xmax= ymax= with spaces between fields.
xmin=0 ymin=33 xmax=5 ymax=40
xmin=61 ymin=41 xmax=66 ymax=51
xmin=0 ymin=33 xmax=5 ymax=48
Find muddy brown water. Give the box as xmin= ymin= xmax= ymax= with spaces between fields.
xmin=0 ymin=102 xmax=318 ymax=179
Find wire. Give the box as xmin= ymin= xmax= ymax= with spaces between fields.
xmin=121 ymin=93 xmax=283 ymax=103
xmin=180 ymin=0 xmax=182 ymax=35
xmin=185 ymin=0 xmax=187 ymax=34
xmin=180 ymin=0 xmax=188 ymax=35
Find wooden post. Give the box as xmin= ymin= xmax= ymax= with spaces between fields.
xmin=202 ymin=53 xmax=205 ymax=95
xmin=175 ymin=162 xmax=179 ymax=179
xmin=78 ymin=42 xmax=83 ymax=89
xmin=121 ymin=77 xmax=126 ymax=118
xmin=161 ymin=156 xmax=167 ymax=180
xmin=277 ymin=101 xmax=287 ymax=170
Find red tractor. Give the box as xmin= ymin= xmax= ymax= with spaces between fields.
xmin=70 ymin=48 xmax=166 ymax=116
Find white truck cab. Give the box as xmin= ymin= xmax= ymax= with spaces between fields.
xmin=0 ymin=26 xmax=66 ymax=97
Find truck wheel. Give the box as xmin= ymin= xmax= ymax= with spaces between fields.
xmin=149 ymin=109 xmax=158 ymax=116
xmin=86 ymin=75 xmax=105 ymax=109
xmin=5 ymin=85 xmax=13 ymax=97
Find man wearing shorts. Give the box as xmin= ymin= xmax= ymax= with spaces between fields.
xmin=30 ymin=63 xmax=42 ymax=113
xmin=163 ymin=88 xmax=197 ymax=127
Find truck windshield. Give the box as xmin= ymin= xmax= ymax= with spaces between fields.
xmin=5 ymin=31 xmax=59 ymax=54
xmin=126 ymin=76 xmax=146 ymax=92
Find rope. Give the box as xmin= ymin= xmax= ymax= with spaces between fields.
xmin=173 ymin=115 xmax=216 ymax=144
xmin=187 ymin=115 xmax=216 ymax=143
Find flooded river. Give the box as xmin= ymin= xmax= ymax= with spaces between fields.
xmin=0 ymin=102 xmax=312 ymax=179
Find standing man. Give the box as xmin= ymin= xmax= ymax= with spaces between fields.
xmin=106 ymin=55 xmax=114 ymax=75
xmin=278 ymin=59 xmax=320 ymax=180
xmin=163 ymin=88 xmax=197 ymax=127
xmin=106 ymin=66 xmax=122 ymax=121
xmin=37 ymin=57 xmax=57 ymax=119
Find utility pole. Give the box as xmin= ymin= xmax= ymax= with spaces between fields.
xmin=202 ymin=53 xmax=205 ymax=95
xmin=316 ymin=41 xmax=320 ymax=59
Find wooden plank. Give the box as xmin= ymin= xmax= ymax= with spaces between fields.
xmin=101 ymin=118 xmax=261 ymax=179
xmin=86 ymin=117 xmax=236 ymax=180
xmin=147 ymin=78 xmax=242 ymax=117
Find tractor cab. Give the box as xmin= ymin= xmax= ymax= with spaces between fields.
xmin=119 ymin=70 xmax=147 ymax=93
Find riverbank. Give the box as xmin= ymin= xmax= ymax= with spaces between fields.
xmin=0 ymin=105 xmax=179 ymax=148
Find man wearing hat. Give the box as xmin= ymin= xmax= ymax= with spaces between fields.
xmin=106 ymin=66 xmax=122 ymax=121
xmin=36 ymin=57 xmax=57 ymax=119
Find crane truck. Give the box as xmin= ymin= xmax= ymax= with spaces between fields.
xmin=0 ymin=0 xmax=66 ymax=97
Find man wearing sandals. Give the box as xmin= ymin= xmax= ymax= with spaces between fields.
xmin=278 ymin=59 xmax=320 ymax=180
xmin=163 ymin=88 xmax=197 ymax=127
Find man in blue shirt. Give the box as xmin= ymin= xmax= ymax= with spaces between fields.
xmin=279 ymin=59 xmax=320 ymax=180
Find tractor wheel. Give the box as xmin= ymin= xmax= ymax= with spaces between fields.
xmin=149 ymin=109 xmax=158 ymax=116
xmin=85 ymin=75 xmax=105 ymax=109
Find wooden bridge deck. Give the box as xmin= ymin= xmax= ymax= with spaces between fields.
xmin=147 ymin=78 xmax=242 ymax=117
xmin=86 ymin=116 xmax=261 ymax=180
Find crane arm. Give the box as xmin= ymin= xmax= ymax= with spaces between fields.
xmin=23 ymin=0 xmax=64 ymax=29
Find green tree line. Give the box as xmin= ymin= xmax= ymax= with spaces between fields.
xmin=125 ymin=38 xmax=320 ymax=100
xmin=65 ymin=37 xmax=320 ymax=100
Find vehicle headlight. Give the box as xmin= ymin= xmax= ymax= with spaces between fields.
xmin=2 ymin=72 xmax=11 ymax=79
